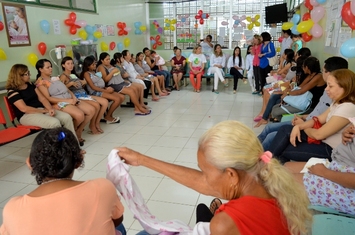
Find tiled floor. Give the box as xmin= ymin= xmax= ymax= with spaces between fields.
xmin=0 ymin=80 xmax=264 ymax=234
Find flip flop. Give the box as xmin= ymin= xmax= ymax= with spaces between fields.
xmin=209 ymin=198 xmax=222 ymax=215
xmin=87 ymin=130 xmax=102 ymax=135
xmin=135 ymin=112 xmax=146 ymax=116
xmin=106 ymin=117 xmax=120 ymax=124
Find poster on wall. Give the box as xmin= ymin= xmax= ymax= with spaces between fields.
xmin=2 ymin=3 xmax=31 ymax=47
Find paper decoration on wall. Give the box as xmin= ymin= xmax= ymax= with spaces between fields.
xmin=232 ymin=15 xmax=246 ymax=28
xmin=195 ymin=10 xmax=209 ymax=25
xmin=164 ymin=19 xmax=177 ymax=31
xmin=177 ymin=15 xmax=190 ymax=27
xmin=246 ymin=15 xmax=260 ymax=30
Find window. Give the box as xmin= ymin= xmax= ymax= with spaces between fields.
xmin=149 ymin=0 xmax=286 ymax=50
xmin=4 ymin=0 xmax=96 ymax=12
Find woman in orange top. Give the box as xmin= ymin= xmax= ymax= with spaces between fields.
xmin=0 ymin=127 xmax=124 ymax=235
xmin=118 ymin=121 xmax=312 ymax=235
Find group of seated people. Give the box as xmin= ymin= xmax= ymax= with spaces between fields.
xmin=2 ymin=39 xmax=355 ymax=235
xmin=4 ymin=47 xmax=178 ymax=146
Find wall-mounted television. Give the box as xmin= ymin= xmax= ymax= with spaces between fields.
xmin=265 ymin=3 xmax=288 ymax=24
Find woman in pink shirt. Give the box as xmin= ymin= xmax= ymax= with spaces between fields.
xmin=0 ymin=127 xmax=125 ymax=235
xmin=252 ymin=34 xmax=263 ymax=95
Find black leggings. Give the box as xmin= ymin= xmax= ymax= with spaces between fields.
xmin=253 ymin=66 xmax=262 ymax=92
xmin=259 ymin=66 xmax=272 ymax=94
xmin=230 ymin=67 xmax=244 ymax=90
xmin=196 ymin=203 xmax=213 ymax=223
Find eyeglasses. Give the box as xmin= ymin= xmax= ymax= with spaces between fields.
xmin=22 ymin=72 xmax=31 ymax=76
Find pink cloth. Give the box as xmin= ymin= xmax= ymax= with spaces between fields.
xmin=252 ymin=44 xmax=261 ymax=66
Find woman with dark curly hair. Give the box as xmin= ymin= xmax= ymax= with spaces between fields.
xmin=0 ymin=127 xmax=125 ymax=235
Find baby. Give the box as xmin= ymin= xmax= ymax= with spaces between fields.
xmin=7 ymin=20 xmax=19 ymax=36
xmin=150 ymin=50 xmax=165 ymax=70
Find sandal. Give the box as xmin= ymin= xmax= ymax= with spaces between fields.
xmin=210 ymin=198 xmax=222 ymax=215
xmin=87 ymin=130 xmax=102 ymax=135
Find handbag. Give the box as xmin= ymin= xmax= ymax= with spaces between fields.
xmin=307 ymin=117 xmax=322 ymax=144
xmin=281 ymin=87 xmax=313 ymax=113
xmin=267 ymin=43 xmax=278 ymax=67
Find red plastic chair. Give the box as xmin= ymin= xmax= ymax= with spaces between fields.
xmin=3 ymin=96 xmax=41 ymax=131
xmin=0 ymin=108 xmax=31 ymax=145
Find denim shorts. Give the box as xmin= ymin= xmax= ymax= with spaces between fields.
xmin=91 ymin=91 xmax=103 ymax=97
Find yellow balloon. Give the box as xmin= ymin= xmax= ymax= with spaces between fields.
xmin=0 ymin=49 xmax=7 ymax=60
xmin=276 ymin=47 xmax=281 ymax=53
xmin=93 ymin=31 xmax=103 ymax=39
xmin=297 ymin=20 xmax=314 ymax=34
xmin=170 ymin=25 xmax=175 ymax=31
xmin=66 ymin=50 xmax=73 ymax=58
xmin=28 ymin=53 xmax=38 ymax=67
xmin=164 ymin=26 xmax=169 ymax=30
xmin=296 ymin=10 xmax=301 ymax=15
xmin=247 ymin=24 xmax=253 ymax=30
xmin=255 ymin=22 xmax=260 ymax=27
xmin=165 ymin=18 xmax=169 ymax=23
xmin=101 ymin=42 xmax=109 ymax=51
xmin=255 ymin=14 xmax=260 ymax=20
xmin=246 ymin=17 xmax=252 ymax=22
xmin=78 ymin=29 xmax=88 ymax=40
xmin=282 ymin=22 xmax=294 ymax=30
xmin=172 ymin=19 xmax=177 ymax=24
xmin=139 ymin=25 xmax=147 ymax=31
xmin=123 ymin=38 xmax=130 ymax=48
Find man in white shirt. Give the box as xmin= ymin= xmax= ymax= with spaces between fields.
xmin=280 ymin=29 xmax=292 ymax=55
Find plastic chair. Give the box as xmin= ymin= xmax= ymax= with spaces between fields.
xmin=3 ymin=96 xmax=41 ymax=131
xmin=0 ymin=108 xmax=31 ymax=145
xmin=310 ymin=205 xmax=355 ymax=235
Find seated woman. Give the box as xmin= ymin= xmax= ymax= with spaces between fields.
xmin=255 ymin=56 xmax=325 ymax=127
xmin=208 ymin=44 xmax=227 ymax=94
xmin=269 ymin=69 xmax=355 ymax=164
xmin=254 ymin=49 xmax=296 ymax=122
xmin=0 ymin=127 xmax=125 ymax=235
xmin=227 ymin=46 xmax=244 ymax=94
xmin=188 ymin=45 xmax=206 ymax=93
xmin=80 ymin=56 xmax=124 ymax=123
xmin=285 ymin=123 xmax=355 ymax=215
xmin=135 ymin=52 xmax=167 ymax=93
xmin=117 ymin=121 xmax=311 ymax=235
xmin=133 ymin=52 xmax=167 ymax=101
xmin=5 ymin=64 xmax=76 ymax=138
xmin=96 ymin=52 xmax=150 ymax=115
xmin=35 ymin=59 xmax=95 ymax=146
xmin=170 ymin=48 xmax=186 ymax=91
xmin=59 ymin=56 xmax=108 ymax=134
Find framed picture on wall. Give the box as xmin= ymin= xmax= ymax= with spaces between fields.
xmin=2 ymin=3 xmax=31 ymax=47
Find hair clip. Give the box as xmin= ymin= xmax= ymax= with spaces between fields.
xmin=58 ymin=132 xmax=66 ymax=141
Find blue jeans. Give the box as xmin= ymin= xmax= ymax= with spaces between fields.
xmin=116 ymin=224 xmax=127 ymax=235
xmin=262 ymin=94 xmax=282 ymax=120
xmin=268 ymin=125 xmax=333 ymax=164
xmin=258 ymin=121 xmax=292 ymax=151
xmin=155 ymin=70 xmax=171 ymax=87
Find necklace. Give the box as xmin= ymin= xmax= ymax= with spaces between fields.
xmin=41 ymin=178 xmax=72 ymax=185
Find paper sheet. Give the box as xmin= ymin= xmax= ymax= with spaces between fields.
xmin=300 ymin=158 xmax=330 ymax=173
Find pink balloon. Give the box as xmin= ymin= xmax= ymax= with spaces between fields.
xmin=232 ymin=15 xmax=238 ymax=20
xmin=125 ymin=27 xmax=132 ymax=32
xmin=351 ymin=0 xmax=355 ymax=16
xmin=311 ymin=6 xmax=325 ymax=23
xmin=311 ymin=23 xmax=323 ymax=38
xmin=310 ymin=0 xmax=319 ymax=6
xmin=240 ymin=22 xmax=246 ymax=27
xmin=240 ymin=15 xmax=246 ymax=20
xmin=221 ymin=21 xmax=229 ymax=26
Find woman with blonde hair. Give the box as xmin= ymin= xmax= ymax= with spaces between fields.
xmin=117 ymin=120 xmax=312 ymax=235
xmin=207 ymin=44 xmax=227 ymax=94
xmin=188 ymin=45 xmax=207 ymax=93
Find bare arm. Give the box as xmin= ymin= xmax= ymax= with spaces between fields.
xmin=290 ymin=73 xmax=323 ymax=96
xmin=210 ymin=212 xmax=240 ymax=235
xmin=297 ymin=108 xmax=330 ymax=131
xmin=9 ymin=91 xmax=48 ymax=114
xmin=37 ymin=85 xmax=73 ymax=104
xmin=305 ymin=116 xmax=350 ymax=140
xmin=98 ymin=65 xmax=119 ymax=83
xmin=117 ymin=147 xmax=215 ymax=196
xmin=145 ymin=57 xmax=156 ymax=69
xmin=84 ymin=72 xmax=106 ymax=93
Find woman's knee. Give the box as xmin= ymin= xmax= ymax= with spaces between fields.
xmin=71 ymin=110 xmax=85 ymax=122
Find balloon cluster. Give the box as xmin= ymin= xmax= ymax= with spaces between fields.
xmin=246 ymin=15 xmax=260 ymax=30
xmin=195 ymin=10 xmax=209 ymax=25
xmin=134 ymin=22 xmax=147 ymax=35
xmin=150 ymin=35 xmax=162 ymax=50
xmin=117 ymin=22 xmax=129 ymax=36
xmin=164 ymin=19 xmax=177 ymax=31
xmin=340 ymin=0 xmax=355 ymax=58
xmin=78 ymin=25 xmax=102 ymax=42
xmin=232 ymin=15 xmax=246 ymax=28
xmin=152 ymin=20 xmax=163 ymax=34
xmin=64 ymin=12 xmax=81 ymax=35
